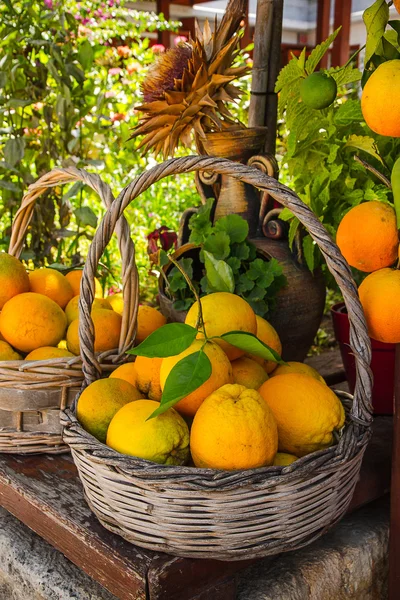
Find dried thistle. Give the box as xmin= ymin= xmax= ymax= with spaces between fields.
xmin=131 ymin=0 xmax=249 ymax=158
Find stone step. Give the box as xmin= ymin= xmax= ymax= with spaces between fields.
xmin=0 ymin=496 xmax=389 ymax=599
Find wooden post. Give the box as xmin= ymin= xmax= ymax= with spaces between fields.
xmin=316 ymin=0 xmax=331 ymax=69
xmin=248 ymin=0 xmax=274 ymax=129
xmin=331 ymin=0 xmax=351 ymax=67
xmin=157 ymin=0 xmax=171 ymax=48
xmin=264 ymin=0 xmax=283 ymax=155
xmin=389 ymin=345 xmax=400 ymax=599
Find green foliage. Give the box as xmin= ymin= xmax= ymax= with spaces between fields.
xmin=219 ymin=331 xmax=285 ymax=363
xmin=128 ymin=323 xmax=198 ymax=358
xmin=276 ymin=26 xmax=400 ymax=273
xmin=163 ymin=203 xmax=287 ymax=318
xmin=0 ymin=0 xmax=198 ymax=297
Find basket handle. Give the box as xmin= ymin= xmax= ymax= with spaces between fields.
xmin=10 ymin=167 xmax=138 ymax=360
xmin=78 ymin=156 xmax=373 ymax=428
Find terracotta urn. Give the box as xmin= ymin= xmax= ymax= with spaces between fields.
xmin=159 ymin=127 xmax=326 ymax=361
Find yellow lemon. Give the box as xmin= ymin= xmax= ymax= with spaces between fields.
xmin=273 ymin=452 xmax=298 ymax=466
xmin=65 ymin=295 xmax=113 ymax=325
xmin=107 ymin=399 xmax=190 ymax=465
xmin=0 ymin=252 xmax=30 ymax=310
xmin=246 ymin=315 xmax=282 ymax=373
xmin=270 ymin=361 xmax=325 ymax=383
xmin=231 ymin=356 xmax=268 ymax=389
xmin=136 ymin=305 xmax=167 ymax=344
xmin=0 ymin=340 xmax=22 ymax=361
xmin=26 ymin=347 xmax=75 ymax=360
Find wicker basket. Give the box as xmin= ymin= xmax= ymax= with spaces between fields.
xmin=62 ymin=156 xmax=373 ymax=560
xmin=0 ymin=167 xmax=138 ymax=454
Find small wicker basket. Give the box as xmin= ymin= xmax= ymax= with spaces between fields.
xmin=62 ymin=156 xmax=373 ymax=560
xmin=0 ymin=167 xmax=138 ymax=454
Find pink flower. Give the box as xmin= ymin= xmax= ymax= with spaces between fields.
xmin=44 ymin=0 xmax=53 ymax=8
xmin=174 ymin=36 xmax=187 ymax=46
xmin=105 ymin=90 xmax=116 ymax=98
xmin=111 ymin=113 xmax=126 ymax=122
xmin=117 ymin=45 xmax=131 ymax=58
xmin=108 ymin=67 xmax=123 ymax=76
xmin=151 ymin=44 xmax=165 ymax=54
xmin=126 ymin=62 xmax=140 ymax=74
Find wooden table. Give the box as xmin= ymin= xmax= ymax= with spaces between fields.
xmin=0 ymin=349 xmax=393 ymax=600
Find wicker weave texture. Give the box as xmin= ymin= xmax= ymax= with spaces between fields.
xmin=0 ymin=167 xmax=137 ymax=454
xmin=62 ymin=156 xmax=373 ymax=559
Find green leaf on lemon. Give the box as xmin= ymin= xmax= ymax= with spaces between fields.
xmin=220 ymin=331 xmax=285 ymax=364
xmin=128 ymin=323 xmax=197 ymax=358
xmin=148 ymin=350 xmax=212 ymax=419
xmin=203 ymin=250 xmax=235 ymax=293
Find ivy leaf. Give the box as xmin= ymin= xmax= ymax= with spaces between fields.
xmin=305 ymin=28 xmax=341 ymax=74
xmin=333 ymin=100 xmax=363 ymax=126
xmin=4 ymin=138 xmax=24 ymax=167
xmin=302 ymin=234 xmax=315 ymax=272
xmin=173 ymin=298 xmax=194 ymax=312
xmin=220 ymin=331 xmax=285 ymax=363
xmin=74 ymin=206 xmax=98 ymax=228
xmin=235 ymin=273 xmax=255 ymax=293
xmin=214 ymin=214 xmax=249 ymax=243
xmin=344 ymin=135 xmax=384 ymax=164
xmin=203 ymin=230 xmax=230 ymax=260
xmin=204 ymin=250 xmax=235 ymax=293
xmin=363 ymin=0 xmax=389 ymax=64
xmin=128 ymin=323 xmax=198 ymax=358
xmin=231 ymin=242 xmax=250 ymax=261
xmin=149 ymin=351 xmax=212 ymax=418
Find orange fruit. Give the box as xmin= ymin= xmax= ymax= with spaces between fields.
xmin=0 ymin=253 xmax=30 ymax=310
xmin=136 ymin=305 xmax=167 ymax=344
xmin=190 ymin=383 xmax=278 ymax=470
xmin=258 ymin=374 xmax=345 ymax=457
xmin=110 ymin=362 xmax=137 ymax=387
xmin=77 ymin=378 xmax=142 ymax=443
xmin=107 ymin=400 xmax=190 ymax=465
xmin=66 ymin=308 xmax=122 ymax=355
xmin=160 ymin=339 xmax=233 ymax=416
xmin=0 ymin=340 xmax=22 ymax=361
xmin=108 ymin=292 xmax=123 ymax=315
xmin=65 ymin=269 xmax=103 ymax=298
xmin=273 ymin=452 xmax=298 ymax=466
xmin=134 ymin=356 xmax=163 ymax=401
xmin=358 ymin=268 xmax=400 ymax=343
xmin=395 ymin=0 xmax=400 ymax=14
xmin=270 ymin=361 xmax=325 ymax=383
xmin=231 ymin=356 xmax=268 ymax=389
xmin=336 ymin=202 xmax=398 ymax=273
xmin=361 ymin=60 xmax=400 ymax=137
xmin=29 ymin=268 xmax=74 ymax=309
xmin=65 ymin=295 xmax=112 ymax=325
xmin=185 ymin=292 xmax=257 ymax=361
xmin=25 ymin=347 xmax=75 ymax=360
xmin=246 ymin=315 xmax=282 ymax=374
xmin=0 ymin=293 xmax=67 ymax=353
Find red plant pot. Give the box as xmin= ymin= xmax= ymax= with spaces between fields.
xmin=331 ymin=302 xmax=394 ymax=415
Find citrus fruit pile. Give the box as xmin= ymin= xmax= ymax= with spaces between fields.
xmin=0 ymin=252 xmax=166 ymax=361
xmin=77 ymin=291 xmax=346 ymax=471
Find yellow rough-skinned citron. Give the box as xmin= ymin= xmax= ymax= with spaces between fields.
xmin=0 ymin=340 xmax=22 ymax=361
xmin=336 ymin=202 xmax=398 ymax=273
xmin=270 ymin=361 xmax=325 ymax=383
xmin=29 ymin=268 xmax=74 ymax=309
xmin=110 ymin=362 xmax=137 ymax=387
xmin=231 ymin=356 xmax=268 ymax=389
xmin=107 ymin=399 xmax=190 ymax=465
xmin=107 ymin=292 xmax=123 ymax=315
xmin=258 ymin=374 xmax=345 ymax=457
xmin=0 ymin=253 xmax=30 ymax=310
xmin=25 ymin=347 xmax=75 ymax=360
xmin=0 ymin=293 xmax=67 ymax=353
xmin=273 ymin=452 xmax=298 ymax=466
xmin=65 ymin=269 xmax=103 ymax=298
xmin=185 ymin=292 xmax=257 ymax=360
xmin=77 ymin=378 xmax=142 ymax=443
xmin=66 ymin=308 xmax=122 ymax=355
xmin=190 ymin=384 xmax=278 ymax=470
xmin=361 ymin=60 xmax=400 ymax=137
xmin=358 ymin=268 xmax=400 ymax=343
xmin=136 ymin=305 xmax=167 ymax=344
xmin=246 ymin=315 xmax=282 ymax=374
xmin=160 ymin=340 xmax=233 ymax=417
xmin=134 ymin=356 xmax=163 ymax=401
xmin=65 ymin=295 xmax=112 ymax=325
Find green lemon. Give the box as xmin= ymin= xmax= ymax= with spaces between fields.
xmin=300 ymin=72 xmax=337 ymax=110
